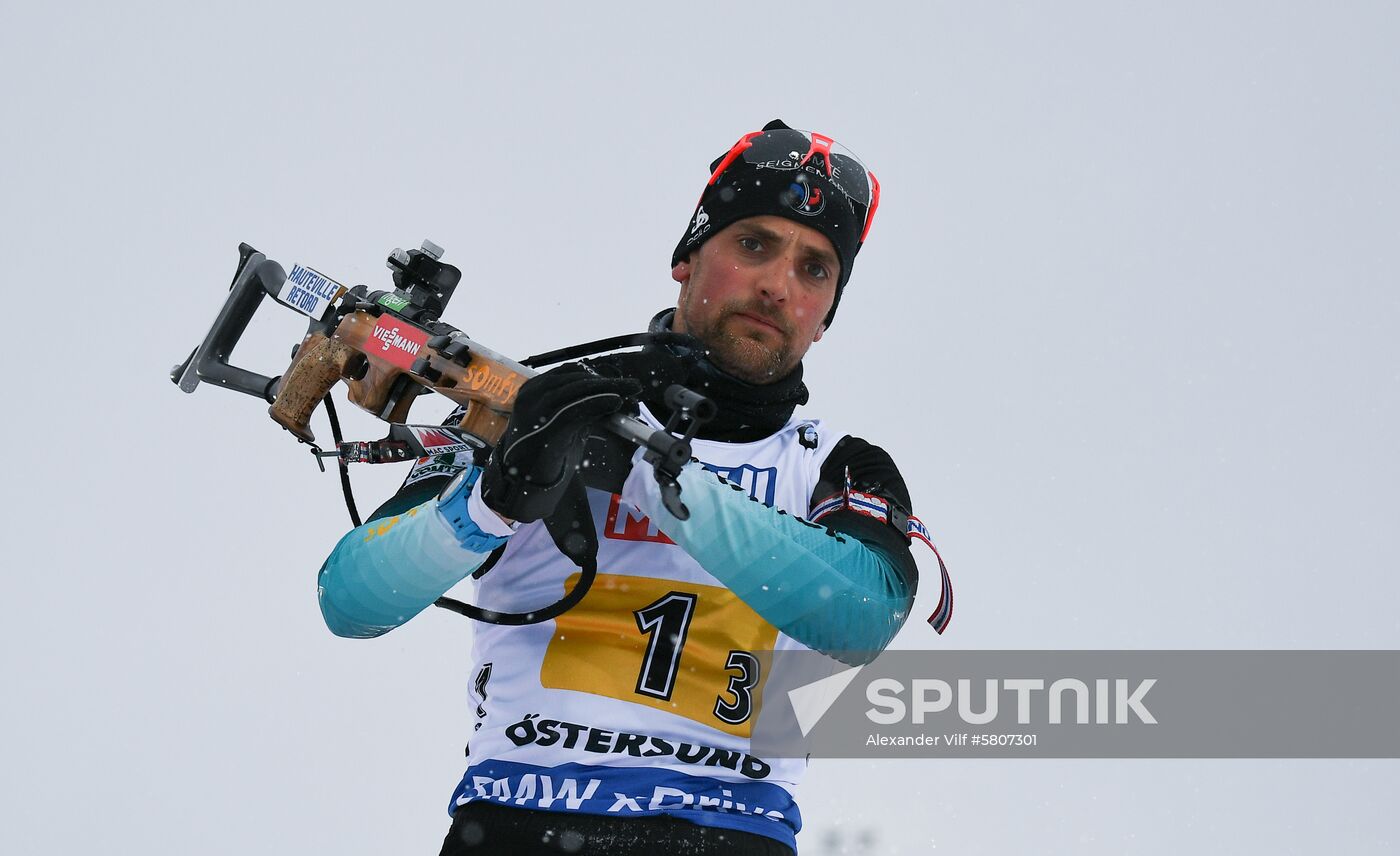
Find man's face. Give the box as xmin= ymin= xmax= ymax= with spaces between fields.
xmin=671 ymin=215 xmax=839 ymax=384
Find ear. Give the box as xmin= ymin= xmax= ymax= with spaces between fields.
xmin=812 ymin=323 xmax=827 ymax=344
xmin=670 ymin=259 xmax=691 ymax=285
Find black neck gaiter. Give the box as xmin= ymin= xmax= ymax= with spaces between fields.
xmin=649 ymin=309 xmax=809 ymax=442
xmin=585 ymin=310 xmax=809 ymax=443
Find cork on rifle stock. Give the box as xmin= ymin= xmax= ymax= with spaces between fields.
xmin=268 ymin=333 xmax=357 ymax=443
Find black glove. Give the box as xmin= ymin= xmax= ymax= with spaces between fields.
xmin=582 ymin=332 xmax=701 ymax=395
xmin=480 ymin=364 xmax=641 ymax=523
xmin=569 ymin=334 xmax=701 ymax=494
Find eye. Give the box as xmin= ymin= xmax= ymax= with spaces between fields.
xmin=805 ymin=261 xmax=830 ymax=281
xmin=738 ymin=235 xmax=764 ymax=253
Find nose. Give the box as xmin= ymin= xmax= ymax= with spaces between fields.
xmin=754 ymin=251 xmax=796 ymax=304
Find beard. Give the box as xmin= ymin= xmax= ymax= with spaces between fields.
xmin=681 ymin=298 xmax=797 ymax=385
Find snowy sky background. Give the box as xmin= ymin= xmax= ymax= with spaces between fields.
xmin=3 ymin=2 xmax=1398 ymax=853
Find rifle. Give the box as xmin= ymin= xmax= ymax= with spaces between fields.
xmin=170 ymin=239 xmax=715 ymax=623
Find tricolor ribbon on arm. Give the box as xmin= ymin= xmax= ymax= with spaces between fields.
xmin=810 ymin=470 xmax=953 ymax=635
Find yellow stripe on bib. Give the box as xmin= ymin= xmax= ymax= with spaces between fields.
xmin=541 ymin=573 xmax=780 ymax=737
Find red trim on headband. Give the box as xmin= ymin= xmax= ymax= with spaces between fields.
xmin=800 ymin=133 xmax=836 ymax=176
xmin=706 ymin=131 xmax=763 ymax=187
xmin=861 ymin=171 xmax=881 ymax=243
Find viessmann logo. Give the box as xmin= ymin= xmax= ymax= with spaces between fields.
xmin=370 ymin=319 xmax=429 ymax=370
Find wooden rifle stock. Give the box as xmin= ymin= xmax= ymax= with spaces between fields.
xmin=268 ymin=333 xmax=356 ymax=443
xmin=269 ymin=309 xmax=528 ymax=447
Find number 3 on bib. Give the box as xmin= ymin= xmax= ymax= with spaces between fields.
xmin=541 ymin=574 xmax=780 ymax=737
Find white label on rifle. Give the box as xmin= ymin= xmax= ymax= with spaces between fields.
xmin=277 ymin=264 xmax=347 ymax=320
xmin=408 ymin=426 xmax=481 ymax=457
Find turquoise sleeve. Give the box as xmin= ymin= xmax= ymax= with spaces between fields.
xmin=317 ymin=468 xmax=507 ymax=638
xmin=622 ymin=462 xmax=913 ymax=663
